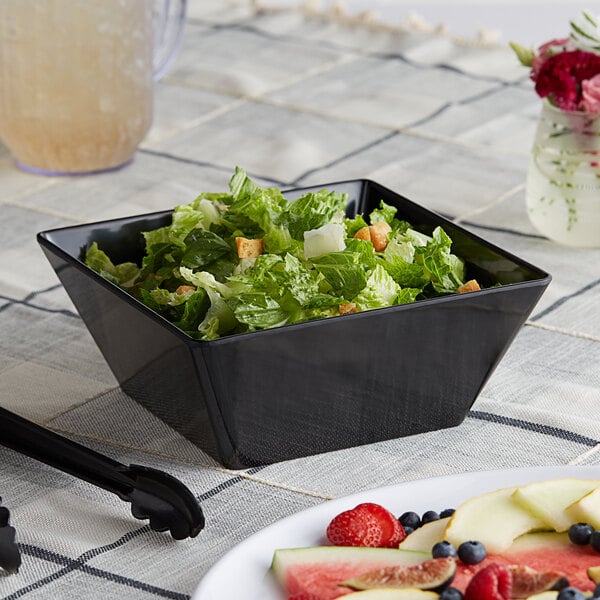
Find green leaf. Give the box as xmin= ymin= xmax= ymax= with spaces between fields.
xmin=229 ymin=292 xmax=289 ymax=330
xmin=345 ymin=214 xmax=369 ymax=237
xmin=175 ymin=289 xmax=210 ymax=332
xmin=509 ymin=41 xmax=535 ymax=67
xmin=369 ymin=200 xmax=397 ymax=225
xmin=396 ymin=287 xmax=420 ymax=305
xmin=285 ymin=189 xmax=348 ymax=240
xmin=312 ymin=251 xmax=368 ymax=300
xmin=414 ymin=227 xmax=465 ymax=293
xmin=354 ymin=264 xmax=400 ymax=310
xmin=380 ymin=258 xmax=429 ymax=289
xmin=181 ymin=229 xmax=232 ymax=269
xmin=570 ymin=20 xmax=600 ymax=42
xmin=85 ymin=242 xmax=140 ymax=287
xmin=229 ymin=166 xmax=259 ymax=200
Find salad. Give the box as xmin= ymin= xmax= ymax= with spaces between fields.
xmin=85 ymin=167 xmax=477 ymax=341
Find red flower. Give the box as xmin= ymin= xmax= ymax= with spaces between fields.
xmin=531 ymin=37 xmax=572 ymax=80
xmin=535 ymin=50 xmax=600 ymax=111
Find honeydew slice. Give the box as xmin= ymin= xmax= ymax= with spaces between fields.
xmin=443 ymin=486 xmax=546 ymax=553
xmin=512 ymin=478 xmax=600 ymax=532
xmin=398 ymin=518 xmax=450 ymax=553
xmin=566 ymin=487 xmax=600 ymax=530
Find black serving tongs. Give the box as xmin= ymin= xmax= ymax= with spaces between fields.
xmin=0 ymin=405 xmax=204 ymax=572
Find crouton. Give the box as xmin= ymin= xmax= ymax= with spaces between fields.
xmin=354 ymin=226 xmax=372 ymax=242
xmin=369 ymin=221 xmax=392 ymax=252
xmin=339 ymin=302 xmax=358 ymax=315
xmin=175 ymin=285 xmax=196 ymax=295
xmin=457 ymin=279 xmax=481 ymax=294
xmin=236 ymin=236 xmax=264 ymax=258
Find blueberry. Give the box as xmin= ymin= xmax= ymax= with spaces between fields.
xmin=432 ymin=540 xmax=458 ymax=559
xmin=421 ymin=510 xmax=440 ymax=525
xmin=593 ymin=583 xmax=600 ymax=598
xmin=440 ymin=508 xmax=455 ymax=519
xmin=402 ymin=526 xmax=414 ymax=536
xmin=457 ymin=540 xmax=487 ymax=565
xmin=557 ymin=587 xmax=586 ymax=600
xmin=398 ymin=511 xmax=421 ymax=530
xmin=568 ymin=522 xmax=594 ymax=545
xmin=591 ymin=530 xmax=600 ymax=553
xmin=439 ymin=587 xmax=463 ymax=600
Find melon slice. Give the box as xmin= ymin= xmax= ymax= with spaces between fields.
xmin=566 ymin=487 xmax=600 ymax=530
xmin=271 ymin=546 xmax=429 ymax=600
xmin=512 ymin=478 xmax=600 ymax=532
xmin=443 ymin=486 xmax=546 ymax=553
xmin=398 ymin=518 xmax=450 ymax=553
xmin=343 ymin=590 xmax=439 ymax=599
xmin=451 ymin=531 xmax=600 ymax=593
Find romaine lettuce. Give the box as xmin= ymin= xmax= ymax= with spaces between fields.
xmin=85 ymin=168 xmax=472 ymax=340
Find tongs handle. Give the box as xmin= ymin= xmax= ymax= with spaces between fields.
xmin=0 ymin=504 xmax=20 ymax=574
xmin=0 ymin=406 xmax=204 ymax=540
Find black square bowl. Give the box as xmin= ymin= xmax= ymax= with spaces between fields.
xmin=37 ymin=180 xmax=550 ymax=468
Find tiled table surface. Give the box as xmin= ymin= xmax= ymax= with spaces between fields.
xmin=0 ymin=1 xmax=599 ymax=598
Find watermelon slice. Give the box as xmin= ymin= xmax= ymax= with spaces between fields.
xmin=453 ymin=532 xmax=600 ymax=592
xmin=343 ymin=590 xmax=438 ymax=598
xmin=271 ymin=546 xmax=430 ymax=600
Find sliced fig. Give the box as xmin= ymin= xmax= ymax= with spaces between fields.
xmin=508 ymin=564 xmax=568 ymax=598
xmin=341 ymin=557 xmax=456 ymax=592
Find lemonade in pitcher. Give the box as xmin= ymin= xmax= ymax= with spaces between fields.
xmin=0 ymin=0 xmax=183 ymax=175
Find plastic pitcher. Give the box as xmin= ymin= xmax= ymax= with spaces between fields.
xmin=0 ymin=0 xmax=186 ymax=175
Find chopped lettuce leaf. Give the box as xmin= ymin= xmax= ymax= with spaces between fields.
xmin=369 ymin=200 xmax=397 ymax=225
xmin=312 ymin=251 xmax=368 ymax=300
xmin=415 ymin=226 xmax=465 ymax=293
xmin=286 ymin=190 xmax=347 ymax=240
xmin=345 ymin=213 xmax=368 ymax=237
xmin=180 ymin=229 xmax=232 ymax=269
xmin=85 ymin=242 xmax=140 ymax=287
xmin=354 ymin=264 xmax=401 ymax=310
xmin=229 ymin=292 xmax=289 ymax=330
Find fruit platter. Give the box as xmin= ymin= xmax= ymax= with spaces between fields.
xmin=193 ymin=467 xmax=600 ymax=600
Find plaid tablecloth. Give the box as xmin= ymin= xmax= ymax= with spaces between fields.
xmin=1 ymin=1 xmax=599 ymax=598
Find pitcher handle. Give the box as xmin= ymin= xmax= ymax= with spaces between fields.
xmin=153 ymin=0 xmax=188 ymax=81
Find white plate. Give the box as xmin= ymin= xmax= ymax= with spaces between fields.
xmin=193 ymin=465 xmax=600 ymax=600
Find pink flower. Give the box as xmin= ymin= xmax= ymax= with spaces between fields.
xmin=581 ymin=73 xmax=600 ymax=113
xmin=531 ymin=38 xmax=573 ymax=80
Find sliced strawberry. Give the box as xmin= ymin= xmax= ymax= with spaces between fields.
xmin=464 ymin=563 xmax=512 ymax=600
xmin=353 ymin=503 xmax=406 ymax=547
xmin=326 ymin=503 xmax=406 ymax=548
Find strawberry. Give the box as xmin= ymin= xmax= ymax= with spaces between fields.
xmin=464 ymin=563 xmax=512 ymax=600
xmin=326 ymin=502 xmax=406 ymax=548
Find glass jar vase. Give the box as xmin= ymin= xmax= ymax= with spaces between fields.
xmin=526 ymin=99 xmax=600 ymax=248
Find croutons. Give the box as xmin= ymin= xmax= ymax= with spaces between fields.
xmin=235 ymin=236 xmax=264 ymax=258
xmin=353 ymin=222 xmax=392 ymax=252
xmin=457 ymin=279 xmax=481 ymax=294
xmin=339 ymin=302 xmax=358 ymax=315
xmin=175 ymin=285 xmax=196 ymax=295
